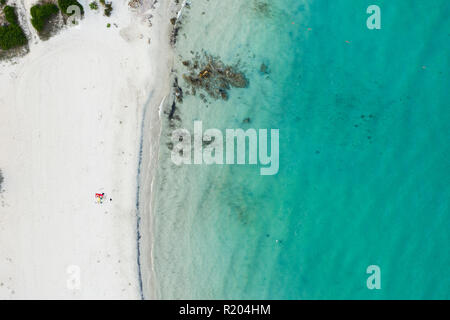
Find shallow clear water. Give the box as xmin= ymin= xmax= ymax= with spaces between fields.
xmin=151 ymin=0 xmax=449 ymax=299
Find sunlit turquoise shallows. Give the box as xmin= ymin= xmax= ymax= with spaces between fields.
xmin=150 ymin=0 xmax=449 ymax=299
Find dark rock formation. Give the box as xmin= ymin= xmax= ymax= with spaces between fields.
xmin=181 ymin=52 xmax=249 ymax=101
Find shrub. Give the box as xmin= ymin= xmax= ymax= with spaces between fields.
xmin=89 ymin=1 xmax=98 ymax=10
xmin=0 ymin=5 xmax=27 ymax=50
xmin=104 ymin=2 xmax=112 ymax=17
xmin=30 ymin=3 xmax=59 ymax=32
xmin=57 ymin=0 xmax=84 ymax=16
xmin=0 ymin=0 xmax=7 ymax=7
xmin=0 ymin=23 xmax=27 ymax=50
xmin=3 ymin=5 xmax=18 ymax=24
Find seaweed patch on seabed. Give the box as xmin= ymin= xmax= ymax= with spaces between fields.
xmin=181 ymin=52 xmax=249 ymax=101
xmin=252 ymin=0 xmax=273 ymax=18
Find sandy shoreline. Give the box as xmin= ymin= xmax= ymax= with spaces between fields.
xmin=0 ymin=0 xmax=175 ymax=299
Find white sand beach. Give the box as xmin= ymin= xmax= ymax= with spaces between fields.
xmin=0 ymin=0 xmax=175 ymax=299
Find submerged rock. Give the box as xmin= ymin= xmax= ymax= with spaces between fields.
xmin=260 ymin=63 xmax=270 ymax=75
xmin=173 ymin=77 xmax=183 ymax=103
xmin=180 ymin=52 xmax=248 ymax=101
xmin=167 ymin=101 xmax=176 ymax=120
xmin=170 ymin=26 xmax=180 ymax=46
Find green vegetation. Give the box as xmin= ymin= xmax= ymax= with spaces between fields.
xmin=57 ymin=0 xmax=84 ymax=16
xmin=89 ymin=1 xmax=98 ymax=10
xmin=0 ymin=23 xmax=27 ymax=50
xmin=4 ymin=5 xmax=18 ymax=24
xmin=30 ymin=3 xmax=59 ymax=32
xmin=0 ymin=5 xmax=27 ymax=50
xmin=106 ymin=23 xmax=110 ymax=28
xmin=97 ymin=0 xmax=112 ymax=17
xmin=0 ymin=0 xmax=7 ymax=7
xmin=104 ymin=2 xmax=112 ymax=17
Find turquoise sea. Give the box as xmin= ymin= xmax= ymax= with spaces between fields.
xmin=150 ymin=0 xmax=449 ymax=299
